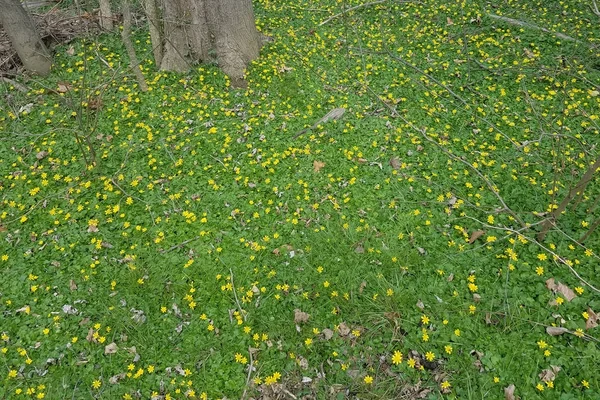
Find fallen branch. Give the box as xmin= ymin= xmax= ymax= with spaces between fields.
xmin=160 ymin=236 xmax=201 ymax=253
xmin=591 ymin=0 xmax=600 ymax=17
xmin=319 ymin=0 xmax=415 ymax=27
xmin=229 ymin=268 xmax=246 ymax=322
xmin=465 ymin=216 xmax=600 ymax=295
xmin=537 ymin=155 xmax=600 ymax=241
xmin=240 ymin=347 xmax=254 ymax=400
xmin=487 ymin=13 xmax=584 ymax=45
xmin=0 ymin=76 xmax=29 ymax=92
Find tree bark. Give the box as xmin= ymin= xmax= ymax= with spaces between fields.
xmin=98 ymin=0 xmax=114 ymax=31
xmin=158 ymin=0 xmax=261 ymax=86
xmin=189 ymin=0 xmax=212 ymax=63
xmin=205 ymin=0 xmax=261 ymax=86
xmin=144 ymin=0 xmax=163 ymax=67
xmin=121 ymin=0 xmax=149 ymax=91
xmin=160 ymin=0 xmax=190 ymax=72
xmin=0 ymin=0 xmax=52 ymax=76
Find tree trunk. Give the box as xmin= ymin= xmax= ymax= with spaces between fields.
xmin=159 ymin=0 xmax=261 ymax=86
xmin=121 ymin=0 xmax=148 ymax=92
xmin=160 ymin=0 xmax=190 ymax=72
xmin=98 ymin=0 xmax=114 ymax=31
xmin=189 ymin=0 xmax=212 ymax=63
xmin=144 ymin=0 xmax=163 ymax=67
xmin=205 ymin=0 xmax=261 ymax=86
xmin=0 ymin=0 xmax=52 ymax=76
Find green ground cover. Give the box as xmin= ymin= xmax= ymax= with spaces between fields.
xmin=1 ymin=0 xmax=600 ymax=398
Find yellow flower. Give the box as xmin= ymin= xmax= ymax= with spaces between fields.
xmin=363 ymin=375 xmax=373 ymax=384
xmin=582 ymin=380 xmax=590 ymax=389
xmin=425 ymin=351 xmax=435 ymax=361
xmin=536 ymin=383 xmax=544 ymax=391
xmin=92 ymin=380 xmax=102 ymax=389
xmin=391 ymin=351 xmax=403 ymax=365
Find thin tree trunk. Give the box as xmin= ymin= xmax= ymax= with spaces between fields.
xmin=98 ymin=0 xmax=114 ymax=31
xmin=144 ymin=0 xmax=163 ymax=67
xmin=121 ymin=0 xmax=148 ymax=91
xmin=0 ymin=0 xmax=52 ymax=76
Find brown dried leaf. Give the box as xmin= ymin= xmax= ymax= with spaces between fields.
xmin=322 ymin=328 xmax=334 ymax=340
xmin=86 ymin=328 xmax=95 ymax=343
xmin=69 ymin=279 xmax=77 ymax=291
xmin=447 ymin=17 xmax=454 ymax=25
xmin=294 ymin=309 xmax=310 ymax=324
xmin=539 ymin=365 xmax=560 ymax=382
xmin=389 ymin=157 xmax=401 ymax=170
xmin=545 ymin=278 xmax=557 ymax=290
xmin=556 ymin=282 xmax=576 ymax=302
xmin=468 ymin=230 xmax=485 ymax=244
xmin=313 ymin=160 xmax=325 ymax=173
xmin=109 ymin=372 xmax=126 ymax=384
xmin=104 ymin=342 xmax=118 ymax=354
xmin=57 ymin=82 xmax=72 ymax=93
xmin=36 ymin=151 xmax=48 ymax=160
xmin=338 ymin=322 xmax=351 ymax=337
xmin=586 ymin=308 xmax=599 ymax=330
xmin=545 ymin=278 xmax=576 ymax=301
xmin=546 ymin=326 xmax=569 ymax=336
xmin=359 ymin=280 xmax=367 ymax=293
xmin=504 ymin=384 xmax=516 ymax=400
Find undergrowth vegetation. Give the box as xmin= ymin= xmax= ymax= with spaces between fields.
xmin=1 ymin=0 xmax=600 ymax=398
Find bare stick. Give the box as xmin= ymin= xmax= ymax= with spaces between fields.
xmin=464 ymin=216 xmax=600 ymax=295
xmin=537 ymin=155 xmax=600 ymax=241
xmin=229 ymin=268 xmax=246 ymax=322
xmin=488 ymin=13 xmax=584 ymax=45
xmin=240 ymin=348 xmax=254 ymax=400
xmin=592 ymin=0 xmax=600 ymax=17
xmin=0 ymin=77 xmax=29 ymax=92
xmin=160 ymin=236 xmax=201 ymax=253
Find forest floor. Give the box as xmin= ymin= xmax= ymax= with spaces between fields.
xmin=1 ymin=0 xmax=600 ymax=398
